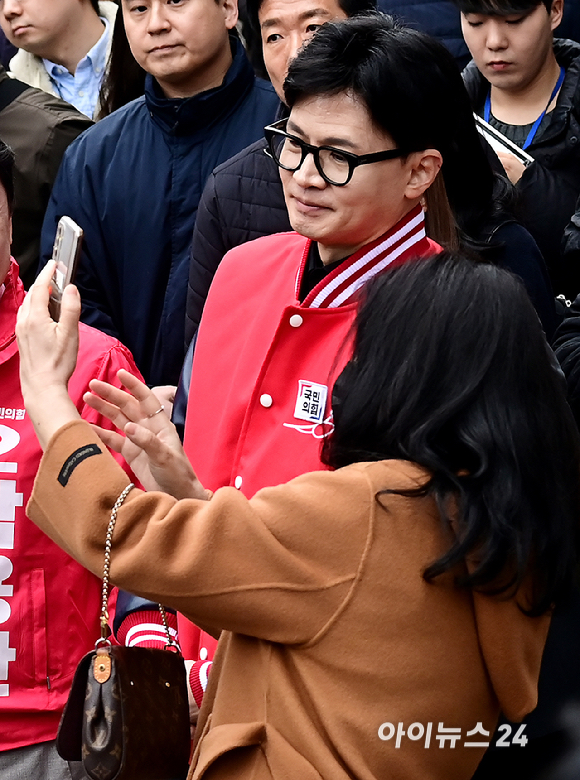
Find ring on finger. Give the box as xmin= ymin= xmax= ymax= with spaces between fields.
xmin=147 ymin=405 xmax=165 ymax=419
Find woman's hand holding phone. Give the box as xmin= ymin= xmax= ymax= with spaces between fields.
xmin=16 ymin=261 xmax=82 ymax=449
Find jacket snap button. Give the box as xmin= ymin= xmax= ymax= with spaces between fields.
xmin=200 ymin=647 xmax=208 ymax=660
xmin=234 ymin=476 xmax=243 ymax=489
xmin=260 ymin=394 xmax=273 ymax=408
xmin=289 ymin=314 xmax=303 ymax=327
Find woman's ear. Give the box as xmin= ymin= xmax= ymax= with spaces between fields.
xmin=404 ymin=149 xmax=443 ymax=201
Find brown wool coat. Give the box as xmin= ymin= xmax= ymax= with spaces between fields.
xmin=27 ymin=421 xmax=550 ymax=780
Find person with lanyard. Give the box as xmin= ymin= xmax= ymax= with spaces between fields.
xmin=483 ymin=61 xmax=565 ymax=151
xmin=457 ymin=0 xmax=580 ymax=298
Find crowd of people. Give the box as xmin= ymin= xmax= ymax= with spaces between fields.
xmin=3 ymin=0 xmax=580 ymax=778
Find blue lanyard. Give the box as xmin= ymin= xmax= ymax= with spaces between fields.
xmin=484 ymin=66 xmax=565 ymax=150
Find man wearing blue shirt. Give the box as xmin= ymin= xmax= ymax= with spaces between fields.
xmin=0 ymin=0 xmax=117 ymax=118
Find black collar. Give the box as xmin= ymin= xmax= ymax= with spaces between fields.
xmin=299 ymin=242 xmax=347 ymax=302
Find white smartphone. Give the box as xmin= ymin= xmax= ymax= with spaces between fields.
xmin=48 ymin=216 xmax=84 ymax=321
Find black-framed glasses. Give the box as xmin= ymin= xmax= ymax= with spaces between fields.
xmin=264 ymin=119 xmax=405 ymax=186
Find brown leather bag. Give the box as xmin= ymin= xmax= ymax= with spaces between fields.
xmin=56 ymin=484 xmax=191 ymax=780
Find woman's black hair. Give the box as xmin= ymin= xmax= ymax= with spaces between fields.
xmin=283 ymin=14 xmax=496 ymax=241
xmin=323 ymin=253 xmax=580 ymax=615
xmin=97 ymin=7 xmax=146 ymax=120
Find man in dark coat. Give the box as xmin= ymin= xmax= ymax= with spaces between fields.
xmin=457 ymin=0 xmax=580 ymax=297
xmin=39 ymin=0 xmax=278 ymax=387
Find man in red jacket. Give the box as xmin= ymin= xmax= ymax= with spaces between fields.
xmin=0 ymin=140 xmax=148 ymax=779
xmin=150 ymin=14 xmax=454 ymax=706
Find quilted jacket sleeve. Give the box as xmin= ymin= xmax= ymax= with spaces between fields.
xmin=185 ymin=140 xmax=291 ymax=345
xmin=185 ymin=173 xmax=226 ymax=347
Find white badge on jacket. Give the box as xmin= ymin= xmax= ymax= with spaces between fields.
xmin=293 ymin=380 xmax=328 ymax=424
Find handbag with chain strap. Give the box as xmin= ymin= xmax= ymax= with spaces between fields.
xmin=56 ymin=483 xmax=192 ymax=780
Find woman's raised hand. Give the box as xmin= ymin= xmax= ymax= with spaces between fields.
xmin=85 ymin=369 xmax=209 ymax=501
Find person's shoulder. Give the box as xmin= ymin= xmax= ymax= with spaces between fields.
xmin=260 ymin=459 xmax=431 ymax=512
xmin=555 ymin=39 xmax=580 ymax=111
xmin=77 ymin=322 xmax=136 ymax=367
xmin=61 ymin=97 xmax=149 ymax=155
xmin=251 ymin=76 xmax=277 ymax=98
xmin=213 ymin=137 xmax=268 ymax=172
xmin=554 ymin=37 xmax=580 ymax=66
xmin=6 ymin=82 xmax=92 ymax=131
xmin=210 ymin=231 xmax=304 ymax=285
xmin=290 ymin=459 xmax=429 ymax=486
xmin=8 ymin=47 xmax=38 ymax=79
xmin=555 ymin=38 xmax=580 ymax=95
xmin=351 ymin=459 xmax=432 ymax=490
xmin=223 ymin=231 xmax=304 ymax=262
xmin=69 ymin=324 xmax=140 ymax=403
xmin=243 ymin=75 xmax=279 ymax=113
xmin=83 ymin=96 xmax=148 ymax=138
xmin=489 ymin=219 xmax=539 ymax=249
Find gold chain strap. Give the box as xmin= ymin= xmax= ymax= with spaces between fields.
xmin=100 ymin=483 xmax=180 ymax=650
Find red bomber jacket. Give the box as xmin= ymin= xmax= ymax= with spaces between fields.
xmin=0 ymin=259 xmax=143 ymax=751
xmin=181 ymin=206 xmax=441 ymax=682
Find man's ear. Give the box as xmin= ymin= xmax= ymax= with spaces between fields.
xmin=222 ymin=0 xmax=239 ymax=30
xmin=404 ymin=149 xmax=443 ymax=201
xmin=550 ymin=0 xmax=564 ymax=31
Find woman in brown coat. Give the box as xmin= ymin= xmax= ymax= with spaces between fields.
xmin=15 ymin=253 xmax=580 ymax=780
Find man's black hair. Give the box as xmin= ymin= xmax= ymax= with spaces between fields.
xmin=0 ymin=140 xmax=15 ymax=215
xmin=284 ymin=13 xmax=495 ymax=240
xmin=90 ymin=0 xmax=100 ymax=12
xmin=245 ymin=0 xmax=377 ymax=35
xmin=451 ymin=0 xmax=552 ymax=15
xmin=241 ymin=0 xmax=377 ymax=81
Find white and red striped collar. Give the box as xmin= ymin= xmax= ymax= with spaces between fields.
xmin=296 ymin=204 xmax=429 ymax=309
